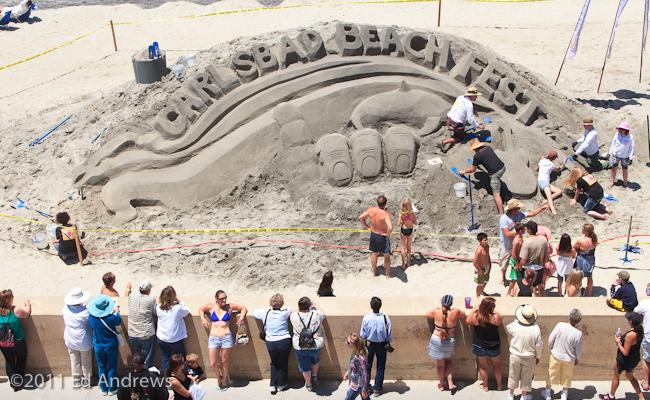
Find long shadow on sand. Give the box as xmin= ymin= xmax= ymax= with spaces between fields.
xmin=612 ymin=89 xmax=650 ymax=100
xmin=576 ymin=97 xmax=640 ymax=110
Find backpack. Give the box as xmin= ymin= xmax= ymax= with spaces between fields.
xmin=0 ymin=313 xmax=16 ymax=348
xmin=123 ymin=372 xmax=157 ymax=400
xmin=129 ymin=385 xmax=154 ymax=400
xmin=298 ymin=312 xmax=320 ymax=349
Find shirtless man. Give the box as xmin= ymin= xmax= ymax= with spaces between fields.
xmin=359 ymin=195 xmax=393 ymax=278
xmin=508 ymin=223 xmax=526 ymax=296
xmin=473 ymin=233 xmax=491 ymax=297
xmin=100 ymin=272 xmax=120 ymax=298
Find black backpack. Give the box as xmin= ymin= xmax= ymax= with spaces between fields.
xmin=0 ymin=313 xmax=16 ymax=348
xmin=298 ymin=312 xmax=320 ymax=349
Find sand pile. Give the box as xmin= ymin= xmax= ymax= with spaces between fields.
xmin=0 ymin=21 xmax=640 ymax=290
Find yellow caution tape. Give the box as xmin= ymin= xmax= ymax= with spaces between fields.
xmin=0 ymin=213 xmax=47 ymax=225
xmin=1 ymin=0 xmax=434 ymax=71
xmin=0 ymin=28 xmax=103 ymax=72
xmin=0 ymin=212 xmax=496 ymax=239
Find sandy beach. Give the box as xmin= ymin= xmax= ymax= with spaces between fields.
xmin=0 ymin=0 xmax=649 ymax=302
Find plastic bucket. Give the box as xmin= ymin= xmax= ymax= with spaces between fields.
xmin=453 ymin=182 xmax=467 ymax=198
xmin=32 ymin=232 xmax=49 ymax=250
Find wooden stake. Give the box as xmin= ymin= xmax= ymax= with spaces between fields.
xmin=646 ymin=114 xmax=649 ymax=160
xmin=110 ymin=20 xmax=118 ymax=52
xmin=555 ymin=33 xmax=573 ymax=85
xmin=72 ymin=224 xmax=84 ymax=267
xmin=597 ymin=2 xmax=620 ymax=93
xmin=437 ymin=0 xmax=442 ymax=28
xmin=641 ymin=0 xmax=648 ymax=83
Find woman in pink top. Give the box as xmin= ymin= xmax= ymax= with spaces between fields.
xmin=397 ymin=198 xmax=417 ymax=270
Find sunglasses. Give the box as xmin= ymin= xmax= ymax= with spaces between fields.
xmin=218 ymin=296 xmax=227 ymax=301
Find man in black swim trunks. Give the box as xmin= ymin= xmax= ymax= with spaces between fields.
xmin=359 ymin=195 xmax=393 ymax=278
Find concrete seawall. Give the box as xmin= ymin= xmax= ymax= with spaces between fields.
xmin=0 ymin=296 xmax=631 ymax=381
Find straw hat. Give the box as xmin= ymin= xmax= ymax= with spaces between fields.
xmin=64 ymin=288 xmax=90 ymax=306
xmin=582 ymin=117 xmax=594 ymax=125
xmin=616 ymin=121 xmax=631 ymax=131
xmin=515 ymin=304 xmax=538 ymax=326
xmin=470 ymin=139 xmax=486 ymax=151
xmin=87 ymin=295 xmax=116 ymax=318
xmin=504 ymin=199 xmax=522 ymax=212
xmin=464 ymin=85 xmax=482 ymax=96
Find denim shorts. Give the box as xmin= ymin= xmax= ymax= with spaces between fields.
xmin=208 ymin=334 xmax=233 ymax=349
xmin=643 ymin=339 xmax=650 ymax=362
xmin=472 ymin=344 xmax=501 ymax=358
xmin=583 ymin=197 xmax=601 ymax=213
xmin=538 ymin=179 xmax=550 ymax=191
xmin=295 ymin=348 xmax=321 ymax=372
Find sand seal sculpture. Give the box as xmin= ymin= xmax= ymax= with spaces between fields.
xmin=75 ymin=22 xmax=564 ymax=223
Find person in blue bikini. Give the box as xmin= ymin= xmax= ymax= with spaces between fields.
xmin=199 ymin=290 xmax=247 ymax=390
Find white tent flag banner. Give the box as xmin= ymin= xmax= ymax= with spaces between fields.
xmin=566 ymin=0 xmax=591 ymax=60
xmin=606 ymin=0 xmax=630 ymax=58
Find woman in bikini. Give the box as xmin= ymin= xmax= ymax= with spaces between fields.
xmin=573 ymin=223 xmax=598 ymax=296
xmin=199 ymin=290 xmax=247 ymax=390
xmin=426 ymin=295 xmax=466 ymax=391
xmin=397 ymin=198 xmax=417 ymax=270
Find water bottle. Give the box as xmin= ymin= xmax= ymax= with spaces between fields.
xmin=148 ymin=45 xmax=154 ymax=60
xmin=152 ymin=41 xmax=160 ymax=58
xmin=616 ymin=328 xmax=622 ymax=338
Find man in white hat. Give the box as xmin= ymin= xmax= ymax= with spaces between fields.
xmin=498 ymin=199 xmax=548 ymax=288
xmin=506 ymin=304 xmax=542 ymax=400
xmin=573 ymin=117 xmax=607 ymax=171
xmin=62 ymin=288 xmax=92 ymax=388
xmin=460 ymin=141 xmax=506 ymax=214
xmin=439 ymin=85 xmax=485 ymax=153
xmin=125 ymin=280 xmax=157 ymax=368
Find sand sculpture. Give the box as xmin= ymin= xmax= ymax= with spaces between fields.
xmin=74 ymin=22 xmax=561 ymax=223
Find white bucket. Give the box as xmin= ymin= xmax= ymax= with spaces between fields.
xmin=32 ymin=232 xmax=49 ymax=250
xmin=453 ymin=182 xmax=467 ymax=198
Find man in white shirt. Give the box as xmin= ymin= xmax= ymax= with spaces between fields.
xmin=438 ymin=85 xmax=485 ymax=153
xmin=633 ymin=283 xmax=650 ymax=391
xmin=542 ymin=309 xmax=583 ymax=400
xmin=572 ymin=117 xmax=607 ymax=171
xmin=537 ymin=150 xmax=564 ymax=215
xmin=507 ymin=305 xmax=542 ymax=400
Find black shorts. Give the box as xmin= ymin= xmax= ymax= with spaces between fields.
xmin=446 ymin=117 xmax=466 ymax=140
xmin=400 ymin=227 xmax=413 ymax=237
xmin=369 ymin=232 xmax=391 ymax=254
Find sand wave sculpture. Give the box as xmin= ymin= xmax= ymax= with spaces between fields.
xmin=74 ymin=22 xmax=555 ymax=223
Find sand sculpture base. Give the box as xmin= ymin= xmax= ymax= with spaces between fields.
xmin=73 ymin=22 xmax=572 ymax=223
